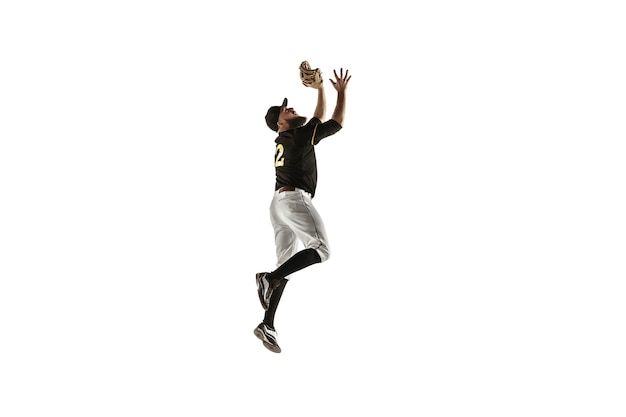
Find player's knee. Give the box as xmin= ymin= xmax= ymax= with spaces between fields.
xmin=315 ymin=245 xmax=331 ymax=263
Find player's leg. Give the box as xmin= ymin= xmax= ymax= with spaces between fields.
xmin=257 ymin=194 xmax=298 ymax=310
xmin=271 ymin=194 xmax=300 ymax=279
xmin=266 ymin=189 xmax=329 ymax=281
xmin=254 ymin=195 xmax=295 ymax=353
xmin=261 ymin=221 xmax=296 ymax=314
xmin=263 ymin=278 xmax=288 ymax=328
xmin=289 ymin=191 xmax=330 ymax=262
xmin=273 ymin=223 xmax=299 ymax=270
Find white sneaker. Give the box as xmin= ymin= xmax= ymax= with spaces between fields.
xmin=253 ymin=322 xmax=281 ymax=353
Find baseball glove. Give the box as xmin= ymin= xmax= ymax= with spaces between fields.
xmin=299 ymin=61 xmax=323 ymax=88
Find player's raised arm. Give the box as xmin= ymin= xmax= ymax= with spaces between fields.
xmin=329 ymin=68 xmax=351 ymax=126
xmin=299 ymin=61 xmax=327 ymax=121
xmin=312 ymin=83 xmax=326 ymax=121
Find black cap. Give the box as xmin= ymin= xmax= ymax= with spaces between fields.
xmin=265 ymin=98 xmax=288 ymax=132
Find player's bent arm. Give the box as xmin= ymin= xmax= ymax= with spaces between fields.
xmin=330 ymin=91 xmax=346 ymax=126
xmin=313 ymin=85 xmax=326 ymax=121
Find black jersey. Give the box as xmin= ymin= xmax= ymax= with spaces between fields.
xmin=274 ymin=117 xmax=342 ymax=198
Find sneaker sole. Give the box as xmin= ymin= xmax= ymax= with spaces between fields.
xmin=254 ymin=328 xmax=281 ymax=353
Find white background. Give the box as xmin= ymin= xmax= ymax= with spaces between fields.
xmin=1 ymin=1 xmax=625 ymax=416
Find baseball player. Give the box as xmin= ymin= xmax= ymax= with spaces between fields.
xmin=254 ymin=67 xmax=352 ymax=353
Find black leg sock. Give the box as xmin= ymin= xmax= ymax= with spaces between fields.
xmin=270 ymin=248 xmax=322 ymax=282
xmin=264 ymin=279 xmax=288 ymax=328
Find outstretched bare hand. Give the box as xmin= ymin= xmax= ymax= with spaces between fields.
xmin=330 ymin=68 xmax=351 ymax=92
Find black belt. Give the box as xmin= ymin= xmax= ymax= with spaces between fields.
xmin=278 ymin=186 xmax=296 ymax=193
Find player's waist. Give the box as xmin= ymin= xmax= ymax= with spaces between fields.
xmin=275 ymin=185 xmax=312 ymax=196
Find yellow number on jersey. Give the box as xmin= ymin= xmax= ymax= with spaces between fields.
xmin=275 ymin=144 xmax=285 ymax=167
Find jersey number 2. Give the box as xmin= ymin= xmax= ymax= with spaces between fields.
xmin=275 ymin=144 xmax=285 ymax=167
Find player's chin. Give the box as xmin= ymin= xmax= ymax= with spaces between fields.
xmin=289 ymin=116 xmax=308 ymax=129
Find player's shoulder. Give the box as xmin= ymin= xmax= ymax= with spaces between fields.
xmin=292 ymin=120 xmax=317 ymax=143
xmin=296 ymin=117 xmax=323 ymax=133
xmin=306 ymin=117 xmax=342 ymax=130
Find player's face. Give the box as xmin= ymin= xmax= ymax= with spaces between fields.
xmin=280 ymin=107 xmax=298 ymax=118
xmin=278 ymin=108 xmax=307 ymax=129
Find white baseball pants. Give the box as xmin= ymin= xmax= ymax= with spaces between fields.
xmin=269 ymin=188 xmax=330 ymax=273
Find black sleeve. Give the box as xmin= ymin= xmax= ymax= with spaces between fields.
xmin=295 ymin=117 xmax=342 ymax=146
